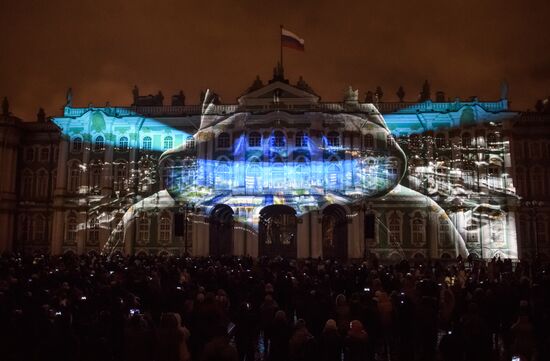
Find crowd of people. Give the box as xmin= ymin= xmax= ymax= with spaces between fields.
xmin=0 ymin=252 xmax=549 ymax=361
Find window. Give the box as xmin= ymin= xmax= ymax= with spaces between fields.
xmin=295 ymin=132 xmax=307 ymax=147
xmin=159 ymin=212 xmax=172 ymax=244
xmin=411 ymin=217 xmax=425 ymax=245
xmin=118 ymin=137 xmax=129 ymax=151
xmin=217 ymin=133 xmax=230 ymax=149
xmin=364 ymin=134 xmax=374 ymax=148
xmin=186 ymin=136 xmax=195 ymax=149
xmin=90 ymin=162 xmax=102 ymax=192
xmin=94 ymin=136 xmax=105 ymax=152
xmin=215 ymin=163 xmax=231 ymax=190
xmin=66 ymin=213 xmax=77 ymax=244
xmin=25 ymin=148 xmax=34 ymax=162
xmin=138 ymin=213 xmax=150 ymax=244
xmin=68 ymin=162 xmax=81 ymax=193
xmin=435 ymin=133 xmax=446 ymax=148
xmin=326 ymin=160 xmax=341 ymax=190
xmin=438 ymin=218 xmax=450 ymax=246
xmin=487 ymin=133 xmax=499 ymax=147
xmin=72 ymin=137 xmax=82 ymax=153
xmin=466 ymin=230 xmax=478 ymax=243
xmin=246 ymin=159 xmax=262 ymax=193
xmin=36 ymin=170 xmax=48 ymax=198
xmin=327 ymin=132 xmax=340 ymax=147
xmin=163 ymin=136 xmax=173 ymax=150
xmin=271 ymin=158 xmax=285 ymax=189
xmin=142 ymin=136 xmax=152 ymax=151
xmin=294 ymin=157 xmax=310 ymax=189
xmin=272 ymin=131 xmax=286 ymax=147
xmin=22 ymin=170 xmax=33 ymax=197
xmin=388 ymin=212 xmax=401 ymax=244
xmin=462 ymin=132 xmax=472 ymax=147
xmin=114 ymin=161 xmax=127 ymax=192
xmin=88 ymin=216 xmax=99 ymax=245
xmin=249 ymin=132 xmax=261 ymax=147
xmin=39 ymin=148 xmax=49 ymax=162
xmin=32 ymin=215 xmax=46 ymax=242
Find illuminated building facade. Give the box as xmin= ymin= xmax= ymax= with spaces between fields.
xmin=1 ymin=73 xmax=546 ymax=260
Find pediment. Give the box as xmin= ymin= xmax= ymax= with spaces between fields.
xmin=238 ymin=81 xmax=320 ymax=107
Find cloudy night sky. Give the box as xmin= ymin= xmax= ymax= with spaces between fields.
xmin=1 ymin=0 xmax=549 ymax=120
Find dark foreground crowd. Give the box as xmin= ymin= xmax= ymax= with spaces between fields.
xmin=0 ymin=253 xmax=549 ymax=361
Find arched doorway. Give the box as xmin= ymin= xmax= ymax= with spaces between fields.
xmin=322 ymin=204 xmax=348 ymax=259
xmin=209 ymin=204 xmax=234 ymax=256
xmin=259 ymin=205 xmax=297 ymax=258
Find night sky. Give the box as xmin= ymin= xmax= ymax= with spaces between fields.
xmin=1 ymin=0 xmax=549 ymax=120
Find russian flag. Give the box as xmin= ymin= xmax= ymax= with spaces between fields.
xmin=281 ymin=27 xmax=305 ymax=51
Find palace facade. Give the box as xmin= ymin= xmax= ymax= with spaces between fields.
xmin=1 ymin=71 xmax=549 ymax=260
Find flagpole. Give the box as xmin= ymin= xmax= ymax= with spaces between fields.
xmin=280 ymin=24 xmax=283 ymax=68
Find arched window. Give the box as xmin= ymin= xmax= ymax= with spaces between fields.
xmin=326 ymin=159 xmax=341 ymax=190
xmin=461 ymin=132 xmax=472 ymax=147
xmin=217 ymin=133 xmax=230 ymax=149
xmin=435 ymin=133 xmax=446 ymax=148
xmin=272 ymin=131 xmax=286 ymax=147
xmin=388 ymin=212 xmax=401 ymax=244
xmin=138 ymin=212 xmax=150 ymax=244
xmin=411 ymin=216 xmax=425 ymax=245
xmin=142 ymin=136 xmax=152 ymax=151
xmin=94 ymin=136 xmax=105 ymax=152
xmin=327 ymin=132 xmax=340 ymax=147
xmin=294 ymin=156 xmax=310 ymax=189
xmin=25 ymin=148 xmax=34 ymax=162
xmin=40 ymin=148 xmax=50 ymax=162
xmin=32 ymin=215 xmax=46 ymax=242
xmin=22 ymin=169 xmax=33 ymax=198
xmin=68 ymin=162 xmax=81 ymax=193
xmin=271 ymin=157 xmax=285 ymax=189
xmin=90 ymin=162 xmax=102 ymax=192
xmin=88 ymin=216 xmax=99 ymax=245
xmin=462 ymin=165 xmax=476 ymax=188
xmin=158 ymin=211 xmax=172 ymax=244
xmin=163 ymin=136 xmax=173 ymax=150
xmin=72 ymin=138 xmax=82 ymax=153
xmin=438 ymin=217 xmax=451 ymax=246
xmin=215 ymin=162 xmax=231 ymax=190
xmin=295 ymin=132 xmax=307 ymax=147
xmin=487 ymin=133 xmax=499 ymax=147
xmin=118 ymin=137 xmax=129 ymax=151
xmin=114 ymin=161 xmax=127 ymax=192
xmin=66 ymin=213 xmax=77 ymax=244
xmin=364 ymin=134 xmax=374 ymax=148
xmin=248 ymin=132 xmax=261 ymax=147
xmin=488 ymin=163 xmax=502 ymax=189
xmin=246 ymin=158 xmax=262 ymax=193
xmin=185 ymin=136 xmax=195 ymax=149
xmin=36 ymin=169 xmax=48 ymax=198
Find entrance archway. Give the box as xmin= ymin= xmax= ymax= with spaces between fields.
xmin=209 ymin=204 xmax=234 ymax=256
xmin=322 ymin=204 xmax=348 ymax=259
xmin=259 ymin=205 xmax=297 ymax=258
